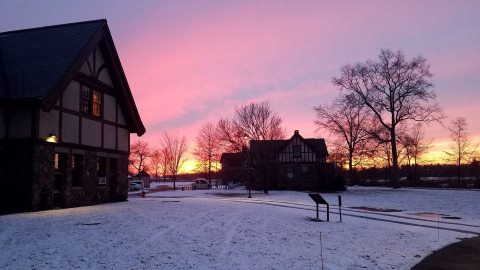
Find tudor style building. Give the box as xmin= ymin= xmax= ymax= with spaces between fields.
xmin=0 ymin=20 xmax=145 ymax=213
xmin=221 ymin=130 xmax=336 ymax=190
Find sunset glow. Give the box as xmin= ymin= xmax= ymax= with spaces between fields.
xmin=2 ymin=1 xmax=479 ymax=173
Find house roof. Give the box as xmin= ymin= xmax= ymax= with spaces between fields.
xmin=250 ymin=130 xmax=328 ymax=158
xmin=0 ymin=20 xmax=103 ymax=99
xmin=220 ymin=152 xmax=247 ymax=166
xmin=0 ymin=20 xmax=145 ymax=135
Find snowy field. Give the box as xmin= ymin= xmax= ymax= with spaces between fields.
xmin=0 ymin=187 xmax=479 ymax=270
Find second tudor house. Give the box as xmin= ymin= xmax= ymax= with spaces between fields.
xmin=0 ymin=20 xmax=145 ymax=213
xmin=221 ymin=130 xmax=336 ymax=191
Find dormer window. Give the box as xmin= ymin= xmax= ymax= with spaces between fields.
xmin=81 ymin=85 xmax=102 ymax=117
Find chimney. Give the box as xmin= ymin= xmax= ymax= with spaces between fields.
xmin=294 ymin=130 xmax=299 ymax=135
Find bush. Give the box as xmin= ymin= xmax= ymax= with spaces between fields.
xmin=334 ymin=176 xmax=347 ymax=191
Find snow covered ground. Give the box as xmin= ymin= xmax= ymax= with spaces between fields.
xmin=0 ymin=186 xmax=479 ymax=269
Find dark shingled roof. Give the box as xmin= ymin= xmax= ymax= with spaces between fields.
xmin=0 ymin=20 xmax=104 ymax=99
xmin=220 ymin=152 xmax=248 ymax=166
xmin=250 ymin=132 xmax=328 ymax=159
xmin=0 ymin=20 xmax=146 ymax=136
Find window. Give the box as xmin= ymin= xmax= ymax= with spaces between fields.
xmin=293 ymin=145 xmax=301 ymax=158
xmin=72 ymin=155 xmax=83 ymax=187
xmin=54 ymin=153 xmax=67 ymax=172
xmin=97 ymin=157 xmax=107 ymax=185
xmin=301 ymin=165 xmax=309 ymax=178
xmin=287 ymin=166 xmax=294 ymax=179
xmin=92 ymin=90 xmax=101 ymax=117
xmin=81 ymin=85 xmax=102 ymax=117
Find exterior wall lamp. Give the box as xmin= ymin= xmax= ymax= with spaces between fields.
xmin=46 ymin=133 xmax=58 ymax=143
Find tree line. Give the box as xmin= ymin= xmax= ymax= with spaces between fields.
xmin=129 ymin=101 xmax=285 ymax=188
xmin=130 ymin=49 xmax=479 ymax=188
xmin=314 ymin=49 xmax=478 ymax=187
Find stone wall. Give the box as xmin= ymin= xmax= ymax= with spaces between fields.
xmin=1 ymin=139 xmax=129 ymax=214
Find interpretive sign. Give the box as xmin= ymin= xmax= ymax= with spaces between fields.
xmin=308 ymin=193 xmax=329 ymax=221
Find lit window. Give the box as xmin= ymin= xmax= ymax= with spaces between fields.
xmin=81 ymin=85 xmax=102 ymax=117
xmin=92 ymin=90 xmax=101 ymax=117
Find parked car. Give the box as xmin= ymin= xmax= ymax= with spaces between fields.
xmin=129 ymin=182 xmax=142 ymax=191
xmin=130 ymin=180 xmax=144 ymax=188
xmin=192 ymin=178 xmax=211 ymax=190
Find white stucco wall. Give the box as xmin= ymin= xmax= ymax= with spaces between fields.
xmin=63 ymin=81 xmax=80 ymax=111
xmin=117 ymin=103 xmax=126 ymax=125
xmin=117 ymin=127 xmax=129 ymax=151
xmin=79 ymin=61 xmax=91 ymax=75
xmin=103 ymin=94 xmax=116 ymax=122
xmin=62 ymin=113 xmax=79 ymax=144
xmin=103 ymin=124 xmax=116 ymax=150
xmin=38 ymin=109 xmax=59 ymax=139
xmin=81 ymin=118 xmax=101 ymax=147
xmin=98 ymin=68 xmax=113 ymax=87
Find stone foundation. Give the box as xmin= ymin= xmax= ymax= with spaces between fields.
xmin=1 ymin=139 xmax=128 ymax=214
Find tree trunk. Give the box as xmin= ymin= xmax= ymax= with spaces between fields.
xmin=348 ymin=151 xmax=353 ymax=182
xmin=391 ymin=131 xmax=400 ymax=188
xmin=173 ymin=174 xmax=176 ymax=191
xmin=208 ymin=159 xmax=212 ymax=185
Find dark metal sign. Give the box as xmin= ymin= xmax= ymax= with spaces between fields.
xmin=308 ymin=193 xmax=329 ymax=221
xmin=308 ymin=193 xmax=328 ymax=205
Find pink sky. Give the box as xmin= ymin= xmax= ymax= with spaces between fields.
xmin=2 ymin=0 xmax=480 ymax=164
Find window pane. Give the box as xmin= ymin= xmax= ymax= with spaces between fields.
xmin=301 ymin=166 xmax=309 ymax=178
xmin=81 ymin=86 xmax=90 ymax=114
xmin=91 ymin=90 xmax=101 ymax=117
xmin=287 ymin=166 xmax=294 ymax=179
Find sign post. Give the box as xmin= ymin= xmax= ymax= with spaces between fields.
xmin=308 ymin=193 xmax=329 ymax=222
xmin=338 ymin=195 xmax=342 ymax=222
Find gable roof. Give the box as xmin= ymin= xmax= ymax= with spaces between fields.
xmin=250 ymin=130 xmax=328 ymax=158
xmin=0 ymin=20 xmax=145 ymax=135
xmin=220 ymin=152 xmax=248 ymax=166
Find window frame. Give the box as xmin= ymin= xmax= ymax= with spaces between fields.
xmin=301 ymin=165 xmax=309 ymax=178
xmin=286 ymin=166 xmax=294 ymax=179
xmin=80 ymin=85 xmax=102 ymax=118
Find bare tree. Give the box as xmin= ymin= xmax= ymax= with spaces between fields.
xmin=160 ymin=132 xmax=188 ymax=190
xmin=398 ymin=123 xmax=432 ymax=179
xmin=150 ymin=147 xmax=169 ymax=181
xmin=216 ymin=101 xmax=286 ymax=152
xmin=444 ymin=117 xmax=479 ymax=182
xmin=216 ymin=118 xmax=246 ymax=152
xmin=129 ymin=140 xmax=152 ymax=176
xmin=314 ymin=94 xmax=371 ymax=180
xmin=193 ymin=122 xmax=221 ymax=183
xmin=333 ymin=49 xmax=443 ymax=187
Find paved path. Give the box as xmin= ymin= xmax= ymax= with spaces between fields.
xmin=218 ymin=197 xmax=480 ymax=235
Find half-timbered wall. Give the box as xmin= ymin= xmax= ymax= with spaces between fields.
xmin=79 ymin=46 xmax=114 ymax=87
xmin=277 ymin=137 xmax=317 ymax=163
xmin=34 ymin=47 xmax=130 ymax=152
